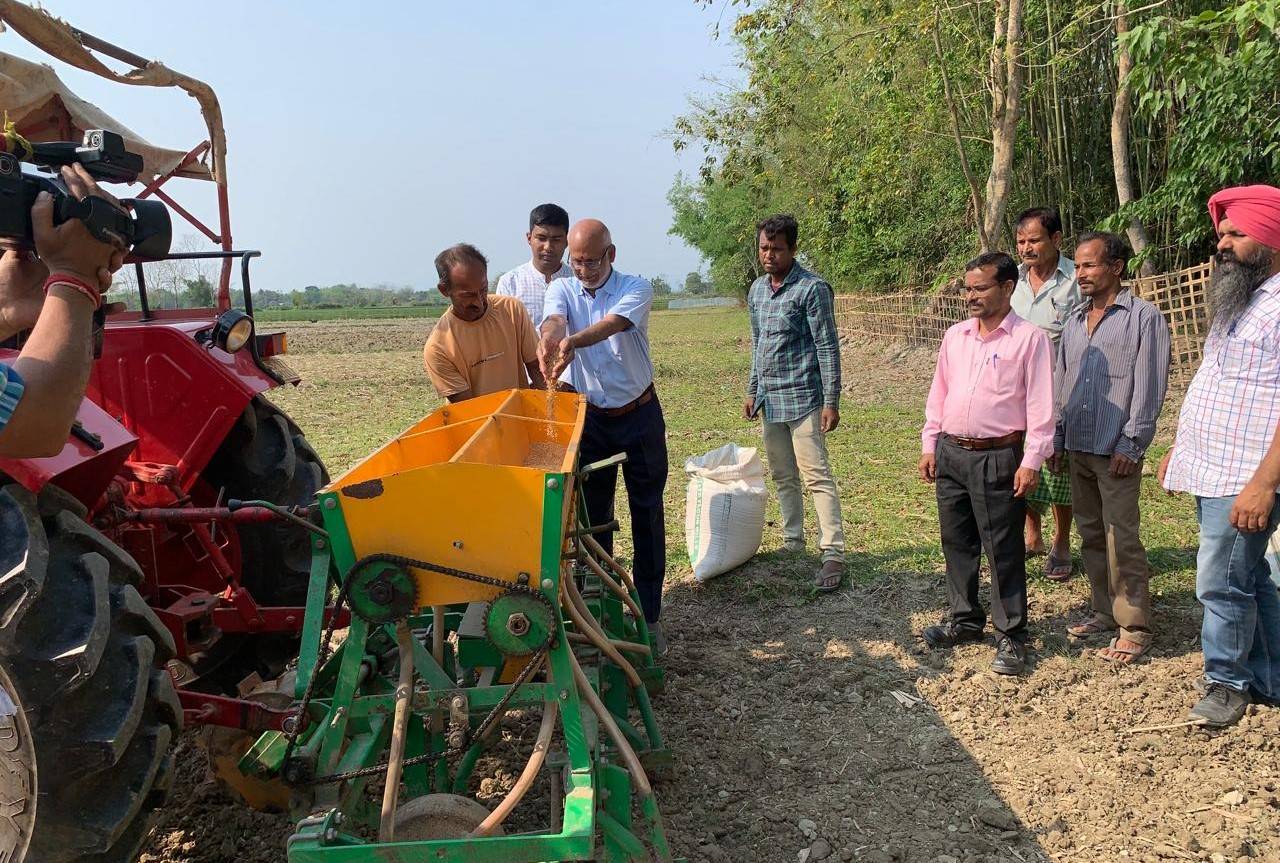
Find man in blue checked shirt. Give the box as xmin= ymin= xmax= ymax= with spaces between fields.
xmin=540 ymin=219 xmax=670 ymax=654
xmin=0 ymin=166 xmax=126 ymax=458
xmin=744 ymin=215 xmax=845 ymax=592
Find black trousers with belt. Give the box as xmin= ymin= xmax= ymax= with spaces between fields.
xmin=579 ymin=392 xmax=669 ymax=623
xmin=935 ymin=435 xmax=1028 ymax=640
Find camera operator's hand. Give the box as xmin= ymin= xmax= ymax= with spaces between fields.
xmin=0 ymin=249 xmax=48 ymax=340
xmin=34 ymin=164 xmax=127 ymax=290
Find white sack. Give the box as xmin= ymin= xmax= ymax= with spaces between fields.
xmin=684 ymin=443 xmax=767 ymax=582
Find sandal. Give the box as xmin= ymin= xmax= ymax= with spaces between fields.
xmin=1043 ymin=553 xmax=1073 ymax=582
xmin=1099 ymin=636 xmax=1151 ymax=664
xmin=1066 ymin=616 xmax=1117 ymax=639
xmin=814 ymin=560 xmax=844 ymax=594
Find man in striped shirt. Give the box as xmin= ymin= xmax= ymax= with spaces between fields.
xmin=1052 ymin=232 xmax=1170 ymax=665
xmin=1161 ymin=184 xmax=1280 ymax=726
xmin=495 ymin=203 xmax=572 ymax=326
xmin=0 ymin=165 xmax=126 ymax=458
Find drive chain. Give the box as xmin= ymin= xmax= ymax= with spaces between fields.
xmin=284 ymin=552 xmax=557 ymax=786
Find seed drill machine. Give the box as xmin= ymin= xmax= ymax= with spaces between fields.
xmin=240 ymin=388 xmax=680 ymax=861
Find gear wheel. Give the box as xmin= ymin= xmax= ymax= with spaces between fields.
xmin=483 ymin=592 xmax=556 ymax=656
xmin=347 ymin=560 xmax=418 ymax=623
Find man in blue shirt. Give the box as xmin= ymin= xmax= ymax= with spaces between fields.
xmin=745 ymin=215 xmax=845 ymax=592
xmin=540 ymin=219 xmax=669 ymax=652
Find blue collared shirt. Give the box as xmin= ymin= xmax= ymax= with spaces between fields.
xmin=1053 ymin=290 xmax=1171 ymax=460
xmin=542 ymin=268 xmax=654 ymax=409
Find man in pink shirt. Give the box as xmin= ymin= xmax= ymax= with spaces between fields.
xmin=919 ymin=251 xmax=1056 ymax=675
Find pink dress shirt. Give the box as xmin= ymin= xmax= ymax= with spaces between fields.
xmin=922 ymin=309 xmax=1056 ymax=470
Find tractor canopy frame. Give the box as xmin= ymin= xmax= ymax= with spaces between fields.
xmin=0 ymin=0 xmax=238 ymax=308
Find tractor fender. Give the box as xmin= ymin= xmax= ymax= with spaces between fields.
xmin=0 ymin=359 xmax=138 ymax=506
xmin=89 ymin=319 xmax=282 ymax=494
xmin=0 ymin=318 xmax=285 ymax=508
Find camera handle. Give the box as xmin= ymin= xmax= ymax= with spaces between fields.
xmin=54 ymin=191 xmax=136 ymax=249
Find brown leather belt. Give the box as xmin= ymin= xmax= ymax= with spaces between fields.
xmin=943 ymin=431 xmax=1024 ymax=451
xmin=588 ymin=383 xmax=656 ymax=418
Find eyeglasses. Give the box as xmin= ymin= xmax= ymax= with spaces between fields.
xmin=570 ymin=245 xmax=613 ymax=271
xmin=964 ymin=282 xmax=1001 ymax=294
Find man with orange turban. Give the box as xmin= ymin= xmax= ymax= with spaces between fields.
xmin=1160 ymin=184 xmax=1280 ymax=726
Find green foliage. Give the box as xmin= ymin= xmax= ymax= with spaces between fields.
xmin=180 ymin=275 xmax=214 ymax=308
xmin=650 ymin=275 xmax=672 ymax=296
xmin=671 ymin=0 xmax=989 ymax=292
xmin=1122 ymin=0 xmax=1280 ymax=262
xmin=673 ymin=0 xmax=1280 ymax=290
xmin=668 ymin=173 xmax=765 ymax=296
xmin=683 ymin=271 xmax=713 ymax=295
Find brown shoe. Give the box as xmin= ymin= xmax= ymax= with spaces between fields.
xmin=814 ymin=559 xmax=844 ymax=593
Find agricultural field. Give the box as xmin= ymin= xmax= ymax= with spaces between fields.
xmin=144 ymin=308 xmax=1279 ymax=863
xmin=253 ymin=305 xmax=440 ymax=322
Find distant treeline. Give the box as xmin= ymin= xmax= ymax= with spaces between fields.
xmin=104 ymin=245 xmax=723 ymax=312
xmin=671 ymin=0 xmax=1280 ymax=293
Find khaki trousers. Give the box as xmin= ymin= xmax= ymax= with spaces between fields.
xmin=761 ymin=410 xmax=845 ymax=562
xmin=1068 ymin=451 xmax=1152 ymax=642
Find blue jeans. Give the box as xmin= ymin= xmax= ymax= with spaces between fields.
xmin=1195 ymin=495 xmax=1280 ymax=701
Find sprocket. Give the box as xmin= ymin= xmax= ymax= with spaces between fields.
xmin=347 ymin=560 xmax=418 ymax=624
xmin=483 ymin=592 xmax=556 ymax=656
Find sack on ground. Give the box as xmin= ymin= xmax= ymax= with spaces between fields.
xmin=684 ymin=443 xmax=767 ymax=581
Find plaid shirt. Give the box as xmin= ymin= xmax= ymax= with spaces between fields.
xmin=1164 ymin=272 xmax=1280 ymax=497
xmin=747 ymin=263 xmax=841 ymax=423
xmin=0 ymin=362 xmax=24 ymax=433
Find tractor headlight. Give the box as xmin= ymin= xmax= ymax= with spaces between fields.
xmin=212 ymin=309 xmax=254 ymax=353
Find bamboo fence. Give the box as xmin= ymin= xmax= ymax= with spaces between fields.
xmin=834 ymin=261 xmax=1213 ymax=384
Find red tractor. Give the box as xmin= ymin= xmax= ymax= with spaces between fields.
xmin=0 ymin=5 xmax=332 ymax=860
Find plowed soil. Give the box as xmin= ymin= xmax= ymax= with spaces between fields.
xmin=142 ymin=312 xmax=1279 ymax=863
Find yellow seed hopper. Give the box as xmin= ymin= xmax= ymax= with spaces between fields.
xmin=322 ymin=388 xmax=586 ymax=607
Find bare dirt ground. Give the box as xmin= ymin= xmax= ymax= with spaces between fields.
xmin=142 ymin=321 xmax=1279 ymax=863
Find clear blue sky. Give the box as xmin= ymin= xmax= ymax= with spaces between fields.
xmin=1 ymin=1 xmax=739 ymax=292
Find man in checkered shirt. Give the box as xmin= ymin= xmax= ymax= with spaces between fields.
xmin=745 ymin=214 xmax=845 ymax=592
xmin=495 ymin=203 xmax=572 ymax=327
xmin=1161 ymin=184 xmax=1280 ymax=727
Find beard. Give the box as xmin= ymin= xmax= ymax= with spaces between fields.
xmin=1209 ymin=245 xmax=1274 ymax=330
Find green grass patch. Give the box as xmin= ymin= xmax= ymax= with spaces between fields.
xmin=272 ymin=306 xmax=1201 ymax=599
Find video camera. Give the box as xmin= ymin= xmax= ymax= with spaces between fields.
xmin=0 ymin=129 xmax=171 ymax=258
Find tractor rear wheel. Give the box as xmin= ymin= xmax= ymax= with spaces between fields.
xmin=0 ymin=481 xmax=181 ymax=863
xmin=201 ymin=396 xmax=328 ymax=681
xmin=205 ymin=396 xmax=328 ymax=606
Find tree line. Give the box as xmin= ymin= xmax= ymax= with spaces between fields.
xmin=669 ymin=0 xmax=1280 ymax=294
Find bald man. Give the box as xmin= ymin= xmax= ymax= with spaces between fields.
xmin=1160 ymin=185 xmax=1280 ymax=726
xmin=539 ymin=219 xmax=669 ymax=653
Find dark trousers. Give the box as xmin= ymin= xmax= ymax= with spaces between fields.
xmin=580 ymin=394 xmax=669 ymax=623
xmin=935 ymin=436 xmax=1028 ymax=640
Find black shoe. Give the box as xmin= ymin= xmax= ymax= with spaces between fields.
xmin=1249 ymin=686 xmax=1280 ymax=708
xmin=1189 ymin=682 xmax=1250 ymax=727
xmin=990 ymin=636 xmax=1026 ymax=676
xmin=922 ymin=622 xmax=985 ymax=650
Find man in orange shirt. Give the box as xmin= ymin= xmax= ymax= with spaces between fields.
xmin=423 ymin=243 xmax=545 ymax=402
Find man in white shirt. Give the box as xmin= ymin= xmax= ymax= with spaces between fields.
xmin=1011 ymin=206 xmax=1081 ymax=581
xmin=495 ymin=203 xmax=572 ymax=325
